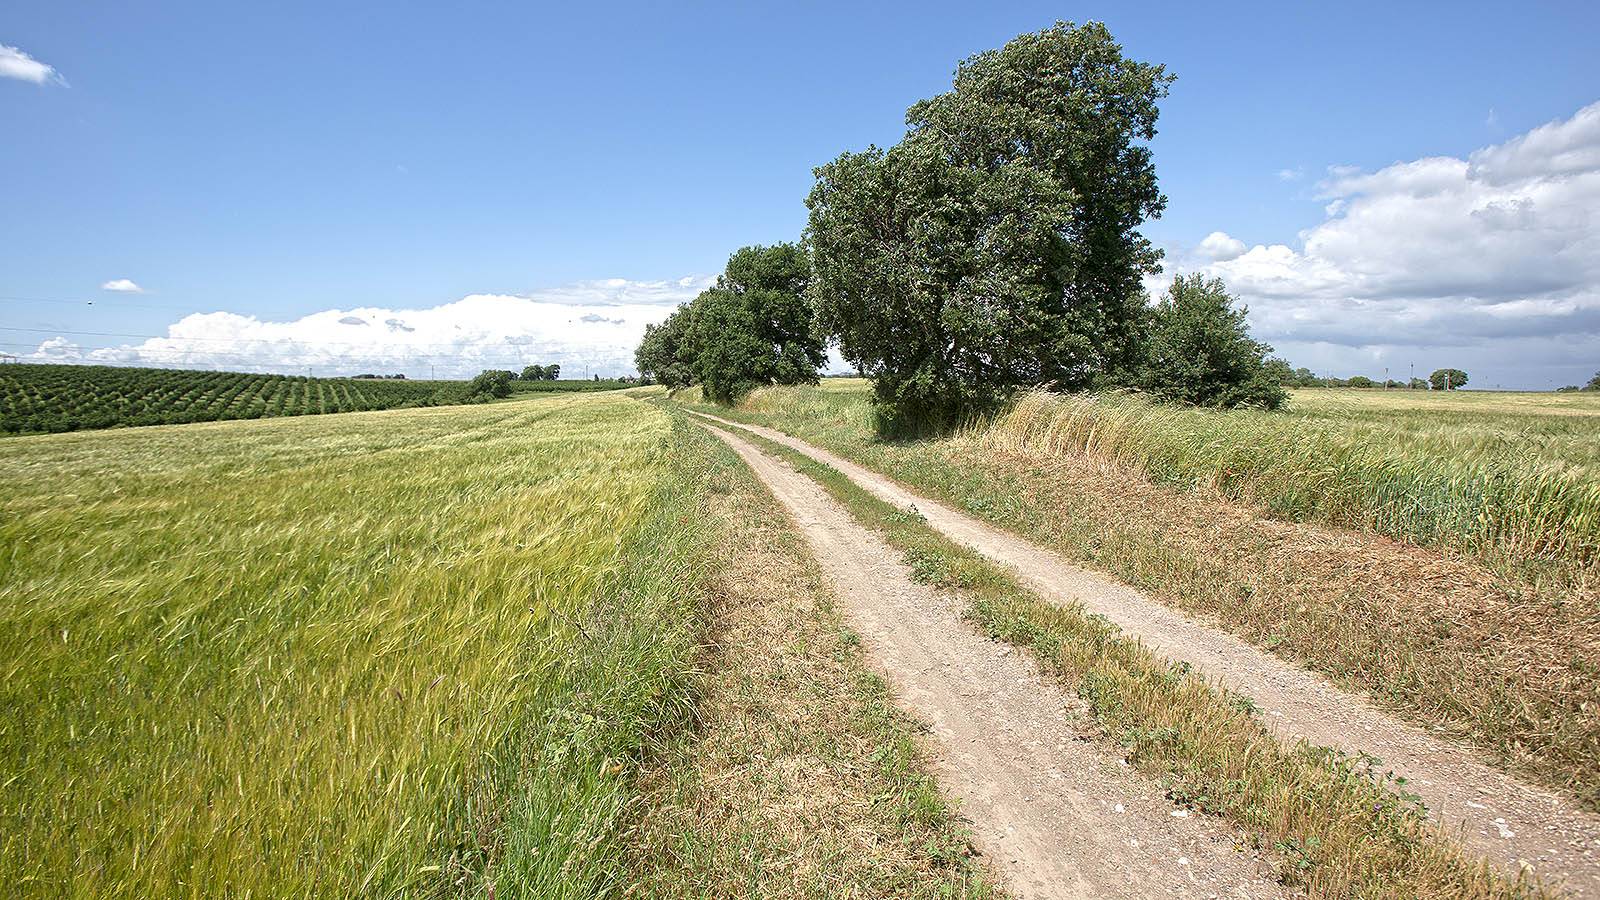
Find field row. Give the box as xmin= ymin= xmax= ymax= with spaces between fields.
xmin=0 ymin=364 xmax=631 ymax=435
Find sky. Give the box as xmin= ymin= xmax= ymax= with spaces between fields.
xmin=3 ymin=1 xmax=1598 ymax=387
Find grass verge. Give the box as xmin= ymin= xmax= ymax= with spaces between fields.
xmin=679 ymin=386 xmax=1600 ymax=811
xmin=717 ymin=418 xmax=1546 ymax=899
xmin=623 ymin=405 xmax=997 ymax=898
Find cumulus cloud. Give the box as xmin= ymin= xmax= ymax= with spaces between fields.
xmin=0 ymin=44 xmax=65 ymax=85
xmin=100 ymin=278 xmax=145 ymax=293
xmin=1164 ymin=100 xmax=1600 ymax=385
xmin=1195 ymin=231 xmax=1247 ymax=262
xmin=29 ymin=276 xmax=714 ymax=378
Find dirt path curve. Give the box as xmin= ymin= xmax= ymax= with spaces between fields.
xmin=690 ymin=411 xmax=1600 ymax=897
xmin=700 ymin=420 xmax=1289 ymax=899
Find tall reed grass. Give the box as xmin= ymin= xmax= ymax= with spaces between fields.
xmin=982 ymin=390 xmax=1600 ymax=574
xmin=0 ymin=392 xmax=713 ymax=897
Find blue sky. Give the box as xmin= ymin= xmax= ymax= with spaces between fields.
xmin=3 ymin=1 xmax=1598 ymax=385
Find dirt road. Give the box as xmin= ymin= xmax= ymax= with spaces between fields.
xmin=691 ymin=410 xmax=1600 ymax=898
xmin=699 ymin=420 xmax=1288 ymax=899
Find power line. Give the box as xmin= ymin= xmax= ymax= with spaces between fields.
xmin=0 ymin=293 xmax=233 ymax=314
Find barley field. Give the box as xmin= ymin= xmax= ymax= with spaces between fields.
xmin=984 ymin=388 xmax=1600 ymax=576
xmin=0 ymin=390 xmax=710 ymax=897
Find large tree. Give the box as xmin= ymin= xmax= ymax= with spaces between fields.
xmin=1430 ymin=368 xmax=1469 ymax=391
xmin=633 ymin=243 xmax=825 ymax=402
xmin=634 ymin=311 xmax=695 ymax=388
xmin=808 ymin=21 xmax=1173 ymax=429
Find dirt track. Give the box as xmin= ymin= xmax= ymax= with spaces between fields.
xmin=700 ymin=420 xmax=1288 ymax=899
xmin=691 ymin=410 xmax=1600 ymax=898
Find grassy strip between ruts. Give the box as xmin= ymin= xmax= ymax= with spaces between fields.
xmin=715 ymin=419 xmax=1547 ymax=900
xmin=623 ymin=405 xmax=997 ymax=897
xmin=682 ymin=385 xmax=1600 ymax=812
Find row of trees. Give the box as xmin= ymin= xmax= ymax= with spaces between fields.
xmin=636 ymin=23 xmax=1482 ymax=429
xmin=463 ymin=364 xmax=564 ymax=399
xmin=1271 ymin=365 xmax=1470 ymax=391
xmin=1557 ymin=372 xmax=1600 ymax=392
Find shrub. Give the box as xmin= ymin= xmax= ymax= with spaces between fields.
xmin=1135 ymin=275 xmax=1286 ymax=410
xmin=467 ymin=370 xmax=515 ymax=399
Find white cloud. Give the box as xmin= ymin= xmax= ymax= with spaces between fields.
xmin=30 ymin=276 xmax=714 ymax=378
xmin=1195 ymin=231 xmax=1247 ymax=262
xmin=1163 ymin=100 xmax=1600 ymax=385
xmin=1276 ymin=167 xmax=1304 ymax=182
xmin=101 ymin=278 xmax=145 ymax=293
xmin=0 ymin=44 xmax=65 ymax=85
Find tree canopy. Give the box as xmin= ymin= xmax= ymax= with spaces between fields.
xmin=634 ymin=312 xmax=695 ymax=389
xmin=633 ymin=242 xmax=824 ymax=402
xmin=807 ymin=21 xmax=1173 ymax=428
xmin=1430 ymin=368 xmax=1469 ymax=391
xmin=520 ymin=364 xmax=562 ymax=381
xmin=468 ymin=370 xmax=514 ymax=398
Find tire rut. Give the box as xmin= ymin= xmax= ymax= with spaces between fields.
xmin=699 ymin=420 xmax=1289 ymax=900
xmin=690 ymin=410 xmax=1600 ymax=898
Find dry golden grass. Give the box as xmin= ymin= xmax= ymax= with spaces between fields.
xmin=740 ymin=428 xmax=1548 ymax=899
xmin=624 ymin=408 xmax=996 ymax=898
xmin=683 ymin=384 xmax=1600 ymax=811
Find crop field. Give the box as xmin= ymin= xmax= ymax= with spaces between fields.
xmin=735 ymin=381 xmax=1600 ymax=577
xmin=0 ymin=364 xmax=450 ymax=434
xmin=0 ymin=392 xmax=714 ymax=896
xmin=985 ymin=387 xmax=1600 ymax=576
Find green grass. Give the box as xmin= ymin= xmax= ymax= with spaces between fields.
xmin=722 ymin=422 xmax=1540 ymax=899
xmin=0 ymin=363 xmax=454 ymax=434
xmin=0 ymin=392 xmax=716 ymax=897
xmin=985 ymin=388 xmax=1600 ymax=579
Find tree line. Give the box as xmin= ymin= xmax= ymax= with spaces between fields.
xmin=635 ymin=22 xmax=1492 ymax=431
xmin=1273 ymin=366 xmax=1471 ymax=391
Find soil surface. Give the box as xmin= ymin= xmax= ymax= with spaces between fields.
xmin=700 ymin=420 xmax=1289 ymax=900
xmin=692 ymin=411 xmax=1600 ymax=898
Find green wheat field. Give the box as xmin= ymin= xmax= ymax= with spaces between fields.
xmin=0 ymin=391 xmax=709 ymax=897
